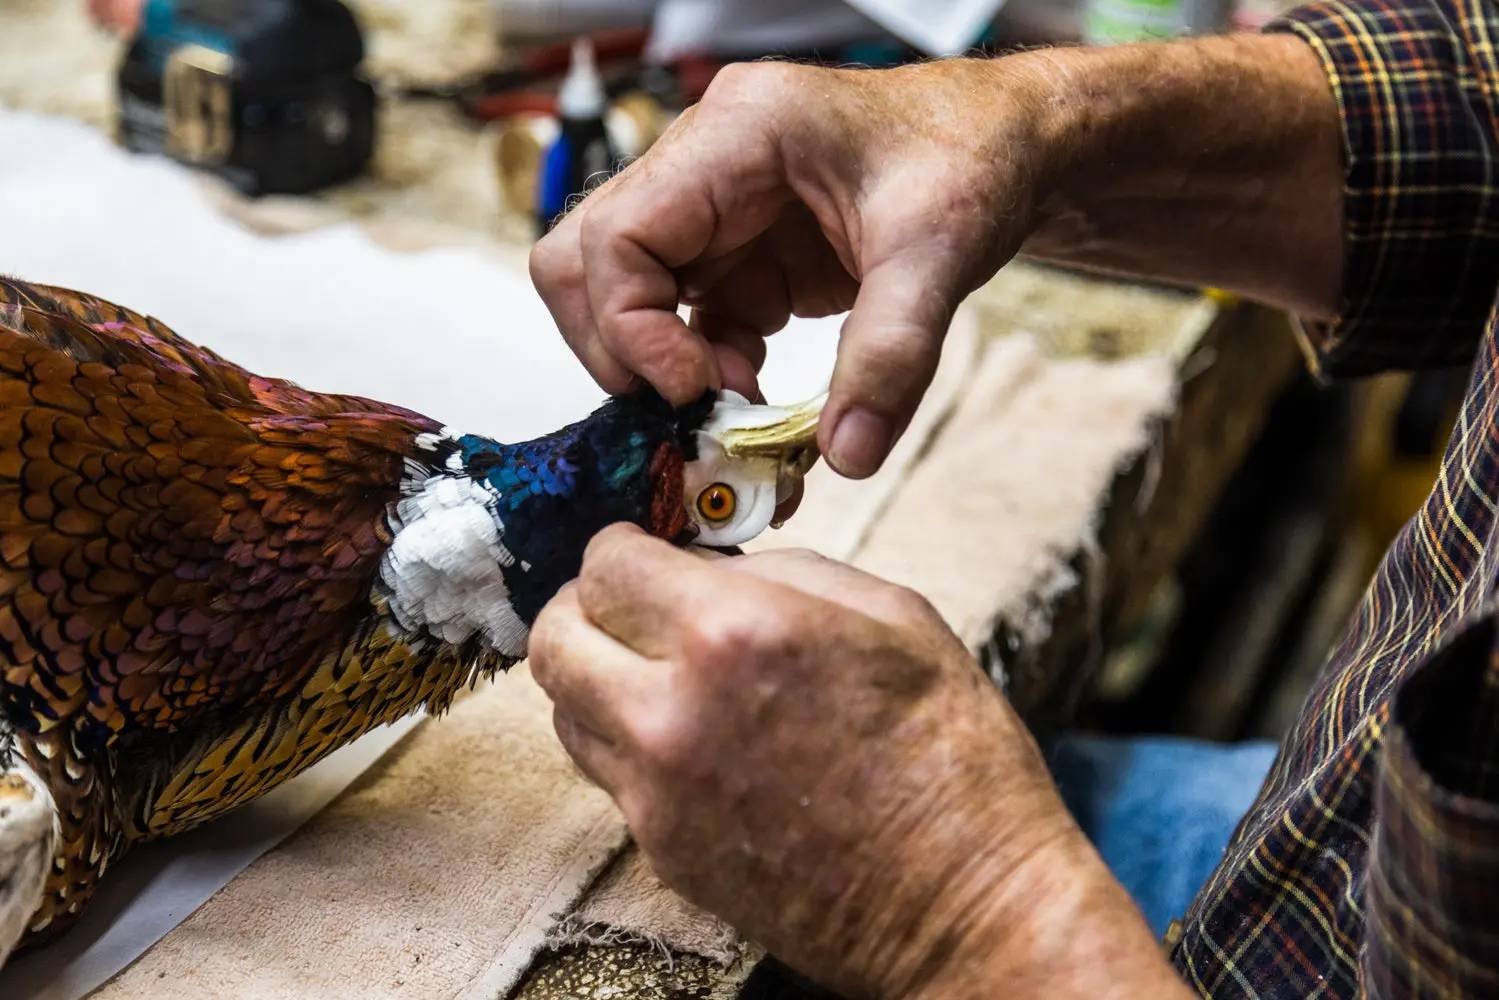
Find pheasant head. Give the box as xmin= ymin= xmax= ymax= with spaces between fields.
xmin=375 ymin=386 xmax=822 ymax=657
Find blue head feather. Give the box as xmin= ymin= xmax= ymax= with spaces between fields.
xmin=454 ymin=388 xmax=715 ymax=624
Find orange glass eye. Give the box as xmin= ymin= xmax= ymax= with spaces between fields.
xmin=696 ymin=483 xmax=737 ymax=523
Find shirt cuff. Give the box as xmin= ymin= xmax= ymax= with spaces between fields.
xmin=1266 ymin=0 xmax=1499 ymax=378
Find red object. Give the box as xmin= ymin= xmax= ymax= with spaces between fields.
xmin=518 ymin=27 xmax=650 ymax=77
xmin=461 ymin=27 xmax=651 ymax=123
xmin=467 ymin=91 xmax=559 ymax=119
xmin=457 ymin=29 xmax=739 ymax=122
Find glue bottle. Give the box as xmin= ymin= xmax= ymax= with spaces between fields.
xmin=536 ymin=37 xmax=620 ymax=238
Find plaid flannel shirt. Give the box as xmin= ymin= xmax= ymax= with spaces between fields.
xmin=1166 ymin=0 xmax=1499 ymax=996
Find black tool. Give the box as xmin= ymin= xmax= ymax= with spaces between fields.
xmin=116 ymin=0 xmax=377 ymax=196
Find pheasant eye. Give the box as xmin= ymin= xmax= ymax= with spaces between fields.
xmin=696 ymin=483 xmax=737 ymax=523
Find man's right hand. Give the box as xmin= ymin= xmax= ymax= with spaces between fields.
xmin=530 ymin=59 xmax=1059 ymax=480
xmin=530 ymin=34 xmax=1343 ymax=482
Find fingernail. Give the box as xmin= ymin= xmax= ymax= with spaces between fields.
xmin=828 ymin=408 xmax=892 ymax=479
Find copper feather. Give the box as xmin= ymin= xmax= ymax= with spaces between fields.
xmin=0 ymin=277 xmax=507 ymax=947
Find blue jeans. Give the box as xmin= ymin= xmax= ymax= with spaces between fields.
xmin=1048 ymin=734 xmax=1280 ymax=938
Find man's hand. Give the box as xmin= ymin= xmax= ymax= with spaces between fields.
xmin=530 ymin=60 xmax=1051 ymax=480
xmin=528 ymin=525 xmax=1195 ymax=1000
xmin=530 ymin=33 xmax=1342 ymax=482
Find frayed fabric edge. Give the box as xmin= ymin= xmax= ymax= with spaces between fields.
xmin=543 ymin=914 xmax=751 ymax=970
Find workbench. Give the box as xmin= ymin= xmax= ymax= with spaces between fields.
xmin=0 ymin=4 xmax=1303 ymax=998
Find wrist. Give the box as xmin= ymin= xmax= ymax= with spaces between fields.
xmin=835 ymin=755 xmax=1184 ymax=1000
xmin=904 ymin=828 xmax=1196 ymax=1000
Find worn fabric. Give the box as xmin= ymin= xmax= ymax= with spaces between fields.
xmin=84 ymin=668 xmax=631 ymax=1000
xmin=1167 ymin=0 xmax=1499 ymax=995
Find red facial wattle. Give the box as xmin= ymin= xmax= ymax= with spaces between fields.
xmin=647 ymin=441 xmax=689 ymax=542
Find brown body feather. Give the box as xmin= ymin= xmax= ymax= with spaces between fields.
xmin=0 ymin=279 xmax=509 ymax=946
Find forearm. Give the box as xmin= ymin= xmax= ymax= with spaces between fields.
xmin=1012 ymin=31 xmax=1344 ymax=319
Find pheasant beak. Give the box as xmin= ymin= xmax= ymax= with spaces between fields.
xmin=702 ymin=391 xmax=827 ymax=487
xmin=680 ymin=390 xmax=827 ymax=551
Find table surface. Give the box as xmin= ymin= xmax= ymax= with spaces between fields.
xmin=0 ymin=5 xmax=1300 ymax=998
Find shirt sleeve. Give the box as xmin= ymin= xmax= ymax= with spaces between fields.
xmin=1367 ymin=615 xmax=1499 ymax=998
xmin=1265 ymin=0 xmax=1499 ymax=378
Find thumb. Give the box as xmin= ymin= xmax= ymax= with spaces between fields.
xmin=819 ymin=247 xmax=963 ymax=479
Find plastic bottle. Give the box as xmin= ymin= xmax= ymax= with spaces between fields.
xmin=535 ymin=37 xmax=620 ymax=238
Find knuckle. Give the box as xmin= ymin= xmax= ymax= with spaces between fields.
xmin=699 ymin=61 xmax=779 ymax=108
xmin=628 ymin=699 xmax=701 ymax=775
xmin=698 ymin=62 xmax=811 ymax=138
xmin=573 ymin=194 xmax=611 ymax=257
xmin=528 ymin=600 xmax=558 ymax=642
xmin=528 ymin=595 xmax=571 ymax=647
xmin=577 ymin=532 xmax=629 ymax=601
xmin=778 ymin=546 xmax=836 ymax=569
xmin=527 ymin=257 xmax=564 ymax=315
xmin=890 ymin=587 xmax=942 ymax=628
xmin=527 ymin=234 xmax=587 ymax=323
xmin=527 ymin=231 xmax=561 ymax=285
xmin=685 ymin=603 xmax=794 ymax=668
xmin=573 ymin=186 xmax=638 ymax=269
xmin=683 ymin=610 xmax=751 ymax=666
xmin=741 ymin=547 xmax=830 ymax=581
xmin=583 ymin=522 xmax=641 ymax=569
xmin=526 ymin=617 xmax=560 ymax=679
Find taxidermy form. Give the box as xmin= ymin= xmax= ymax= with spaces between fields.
xmin=0 ymin=278 xmax=825 ymax=967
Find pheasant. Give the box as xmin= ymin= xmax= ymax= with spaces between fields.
xmin=0 ymin=277 xmax=823 ymax=967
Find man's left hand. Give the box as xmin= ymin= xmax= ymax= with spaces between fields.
xmin=528 ymin=524 xmax=1186 ymax=1000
